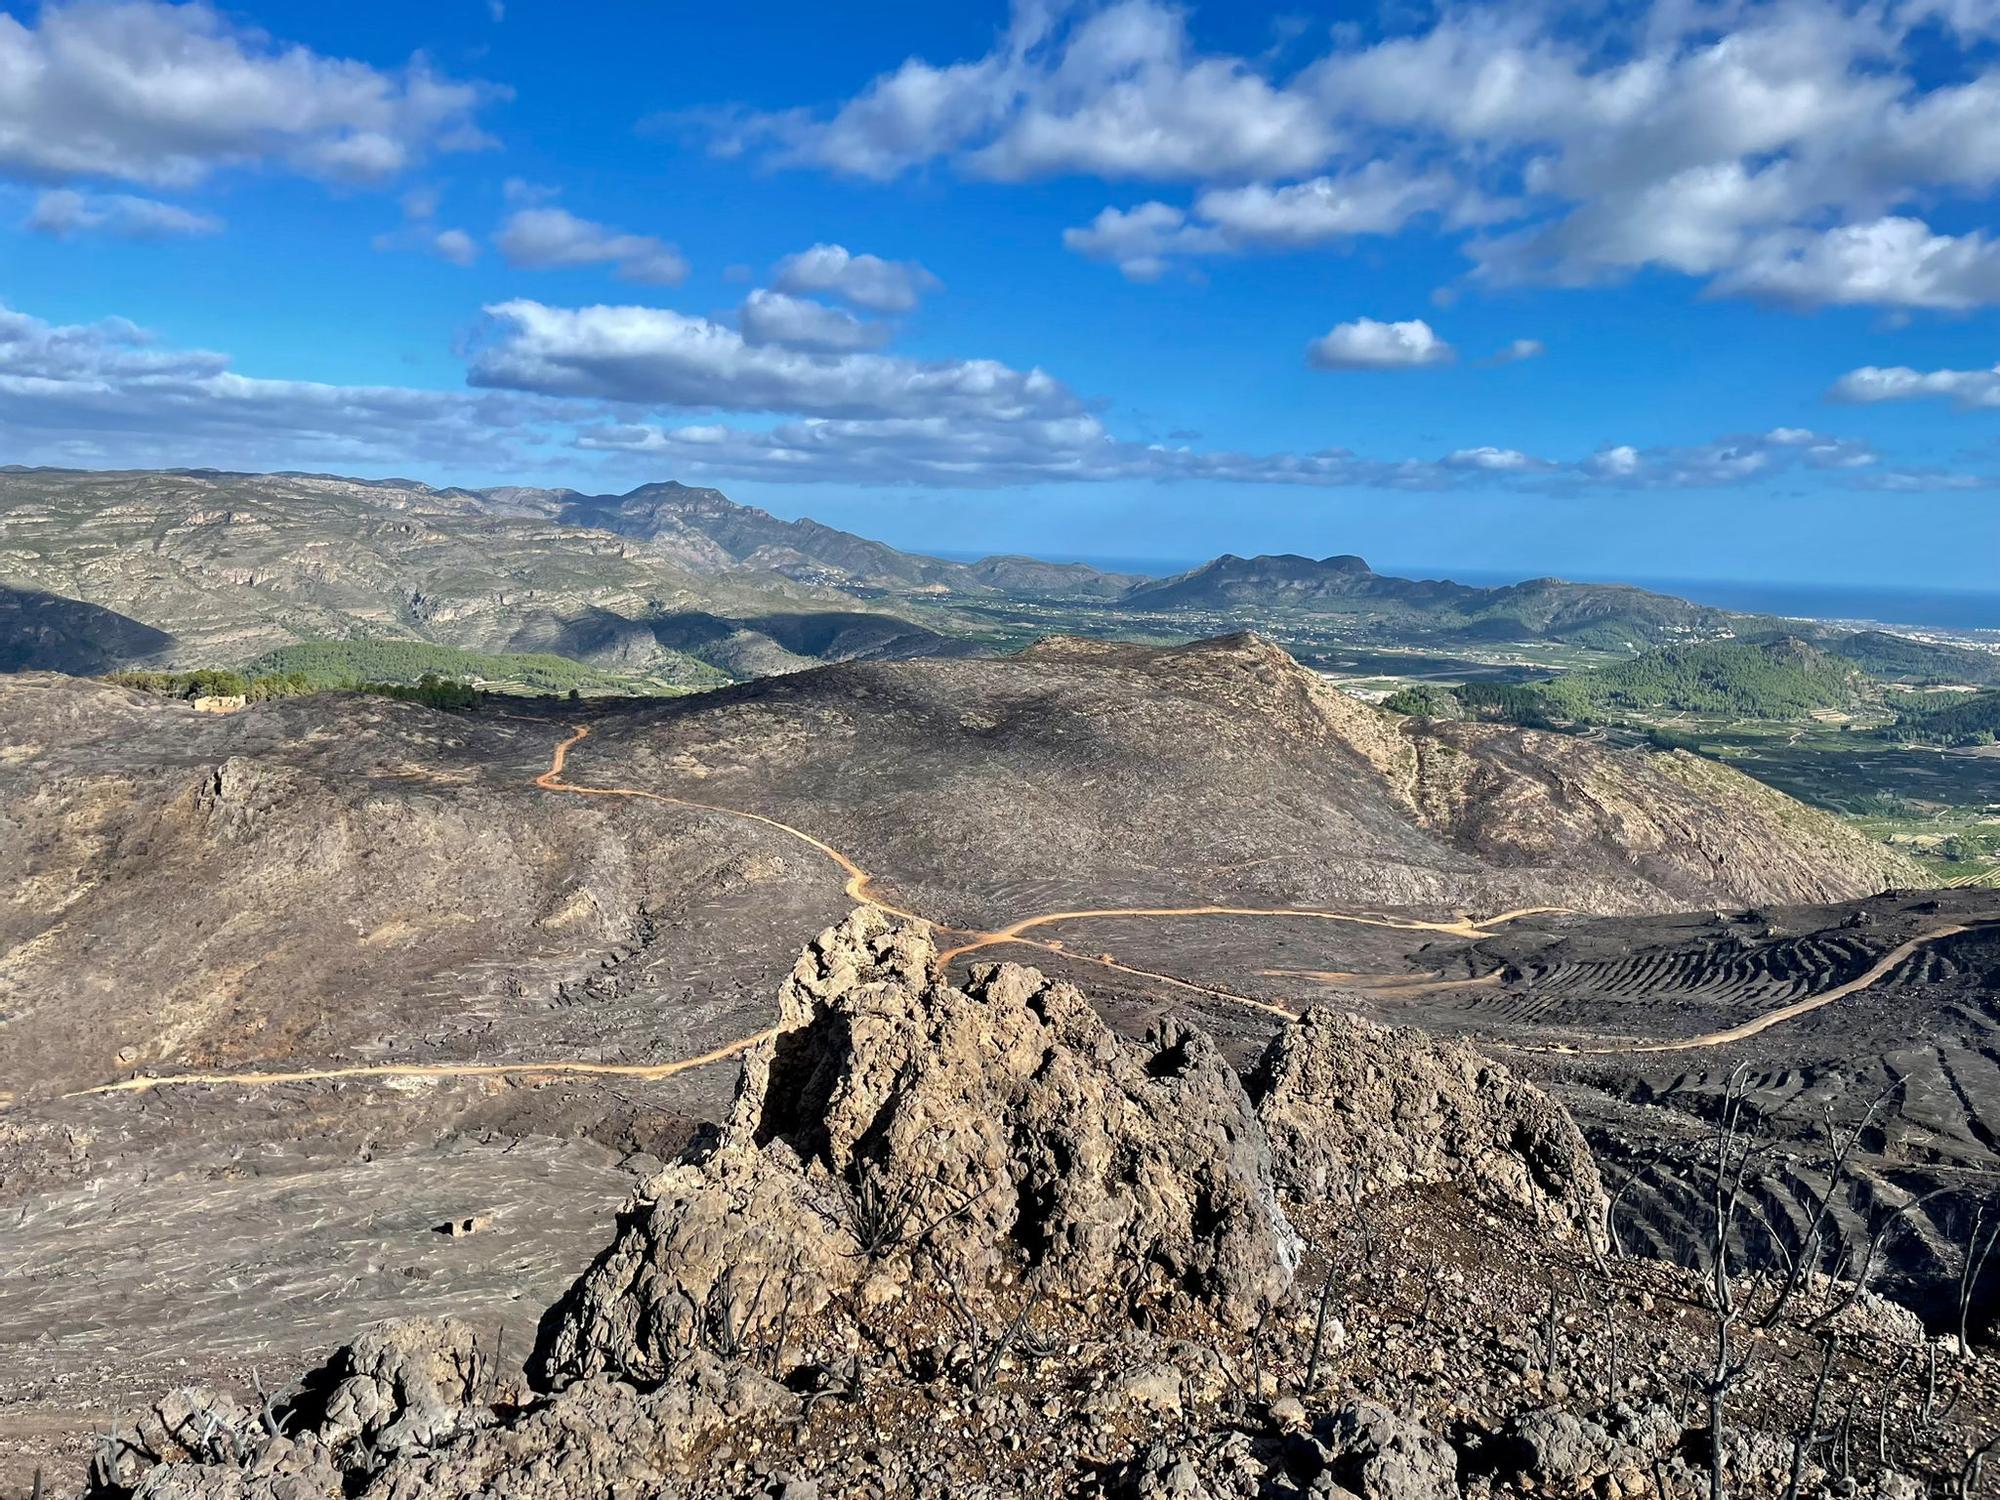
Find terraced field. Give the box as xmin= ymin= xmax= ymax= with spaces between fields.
xmin=1467 ymin=929 xmax=1883 ymax=1027
xmin=1384 ymin=891 xmax=2000 ymax=1326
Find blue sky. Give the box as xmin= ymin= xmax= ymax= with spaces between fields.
xmin=4 ymin=0 xmax=2000 ymax=587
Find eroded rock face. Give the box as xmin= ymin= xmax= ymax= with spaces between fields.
xmin=536 ymin=907 xmax=1302 ymax=1387
xmin=1247 ymin=1005 xmax=1609 ymax=1244
xmin=306 ymin=1319 xmax=493 ymax=1462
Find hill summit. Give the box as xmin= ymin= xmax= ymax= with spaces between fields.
xmin=1119 ymin=554 xmax=1742 ymax=649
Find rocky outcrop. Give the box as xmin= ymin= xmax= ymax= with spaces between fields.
xmin=304 ymin=1319 xmax=494 ymax=1462
xmin=537 ymin=907 xmax=1300 ymax=1386
xmin=86 ymin=910 xmax=1652 ymax=1500
xmin=1247 ymin=1005 xmax=1609 ymax=1244
xmin=356 ymin=1353 xmax=790 ymax=1500
xmin=86 ymin=1321 xmax=496 ymax=1498
xmin=93 ymin=1337 xmax=787 ymax=1500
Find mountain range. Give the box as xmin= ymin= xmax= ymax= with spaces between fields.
xmin=1120 ymin=551 xmax=1747 ymax=650
xmin=475 ymin=479 xmax=1143 ymax=598
xmin=3 ymin=466 xmax=1992 ymax=683
xmin=0 ymin=467 xmax=967 ymax=679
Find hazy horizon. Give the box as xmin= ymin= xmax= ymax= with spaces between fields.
xmin=8 ymin=0 xmax=2000 ymax=588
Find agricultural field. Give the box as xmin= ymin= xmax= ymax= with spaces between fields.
xmin=1594 ymin=718 xmax=2000 ymax=886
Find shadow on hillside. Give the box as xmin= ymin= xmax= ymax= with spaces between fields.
xmin=0 ymin=584 xmax=175 ymax=674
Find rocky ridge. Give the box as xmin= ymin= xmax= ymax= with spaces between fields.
xmin=596 ymin=632 xmax=1921 ymax=921
xmin=84 ymin=912 xmax=1992 ymax=1500
xmin=0 ymin=468 xmax=960 ymax=679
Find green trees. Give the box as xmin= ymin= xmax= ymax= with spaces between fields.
xmin=107 ymin=669 xmax=261 ymax=700
xmin=107 ymin=666 xmax=482 ymax=710
xmin=363 ymin=673 xmax=482 ymax=710
xmin=1373 ymin=639 xmax=1873 ymax=732
xmin=1379 ymin=684 xmax=1462 ymax=718
xmin=1889 ymin=690 xmax=2000 ymax=746
xmin=245 ymin=640 xmax=725 ymax=693
xmin=1455 ymin=682 xmax=1560 ymax=727
xmin=1537 ymin=638 xmax=1866 ymax=720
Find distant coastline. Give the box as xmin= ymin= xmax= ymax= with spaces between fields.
xmin=929 ymin=549 xmax=2000 ymax=634
xmin=1392 ymin=569 xmax=2000 ymax=635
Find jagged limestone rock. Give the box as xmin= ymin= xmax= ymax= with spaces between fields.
xmin=537 ymin=908 xmax=1301 ymax=1386
xmin=102 ymin=1349 xmax=787 ymax=1500
xmin=1110 ymin=1399 xmax=1457 ymax=1500
xmin=356 ymin=1353 xmax=792 ymax=1500
xmin=1488 ymin=1402 xmax=1680 ymax=1497
xmin=1247 ymin=1005 xmax=1609 ymax=1243
xmin=308 ymin=1318 xmax=493 ymax=1461
xmin=1312 ymin=1401 xmax=1460 ymax=1500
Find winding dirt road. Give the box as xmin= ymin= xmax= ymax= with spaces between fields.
xmin=540 ymin=724 xmax=1558 ymax=977
xmin=57 ymin=721 xmax=1976 ymax=1101
xmin=73 ymin=1032 xmax=780 ymax=1099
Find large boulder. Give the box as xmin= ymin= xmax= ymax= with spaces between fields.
xmin=305 ymin=1319 xmax=493 ymax=1462
xmin=536 ymin=908 xmax=1302 ymax=1386
xmin=1487 ymin=1402 xmax=1681 ymax=1497
xmin=1247 ymin=1005 xmax=1608 ymax=1243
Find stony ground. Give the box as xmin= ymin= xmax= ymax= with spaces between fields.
xmin=49 ymin=914 xmax=2000 ymax=1500
xmin=0 ymin=640 xmax=1977 ymax=1490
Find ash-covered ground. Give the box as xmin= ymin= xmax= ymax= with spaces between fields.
xmin=0 ymin=638 xmax=1986 ymax=1488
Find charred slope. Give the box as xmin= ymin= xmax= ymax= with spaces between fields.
xmin=76 ymin=915 xmax=1996 ymax=1500
xmin=0 ymin=674 xmax=838 ymax=1107
xmin=1382 ymin=887 xmax=2000 ymax=1326
xmin=577 ymin=633 xmax=1919 ymax=926
xmin=0 ymin=634 xmax=1916 ymax=1116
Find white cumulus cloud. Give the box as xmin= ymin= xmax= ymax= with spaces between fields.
xmin=25 ymin=188 xmax=220 ymax=239
xmin=495 ymin=208 xmax=688 ymax=284
xmin=0 ymin=0 xmax=496 ymax=188
xmin=736 ymin=2 xmax=1335 ymax=185
xmin=719 ymin=0 xmax=2000 ymax=310
xmin=0 ymin=292 xmax=1934 ymax=495
xmin=0 ymin=301 xmax=559 ymax=470
xmin=771 ymin=243 xmax=940 ymax=312
xmin=739 ymin=290 xmax=889 ymax=352
xmin=1061 ymin=201 xmax=1219 ymax=280
xmin=1830 ymin=360 xmax=2000 ymax=408
xmin=371 ymin=187 xmax=477 ymax=266
xmin=468 ymin=299 xmax=1079 ymax=422
xmin=1715 ymin=216 xmax=2000 ymax=309
xmin=1307 ymin=317 xmax=1454 ymax=371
